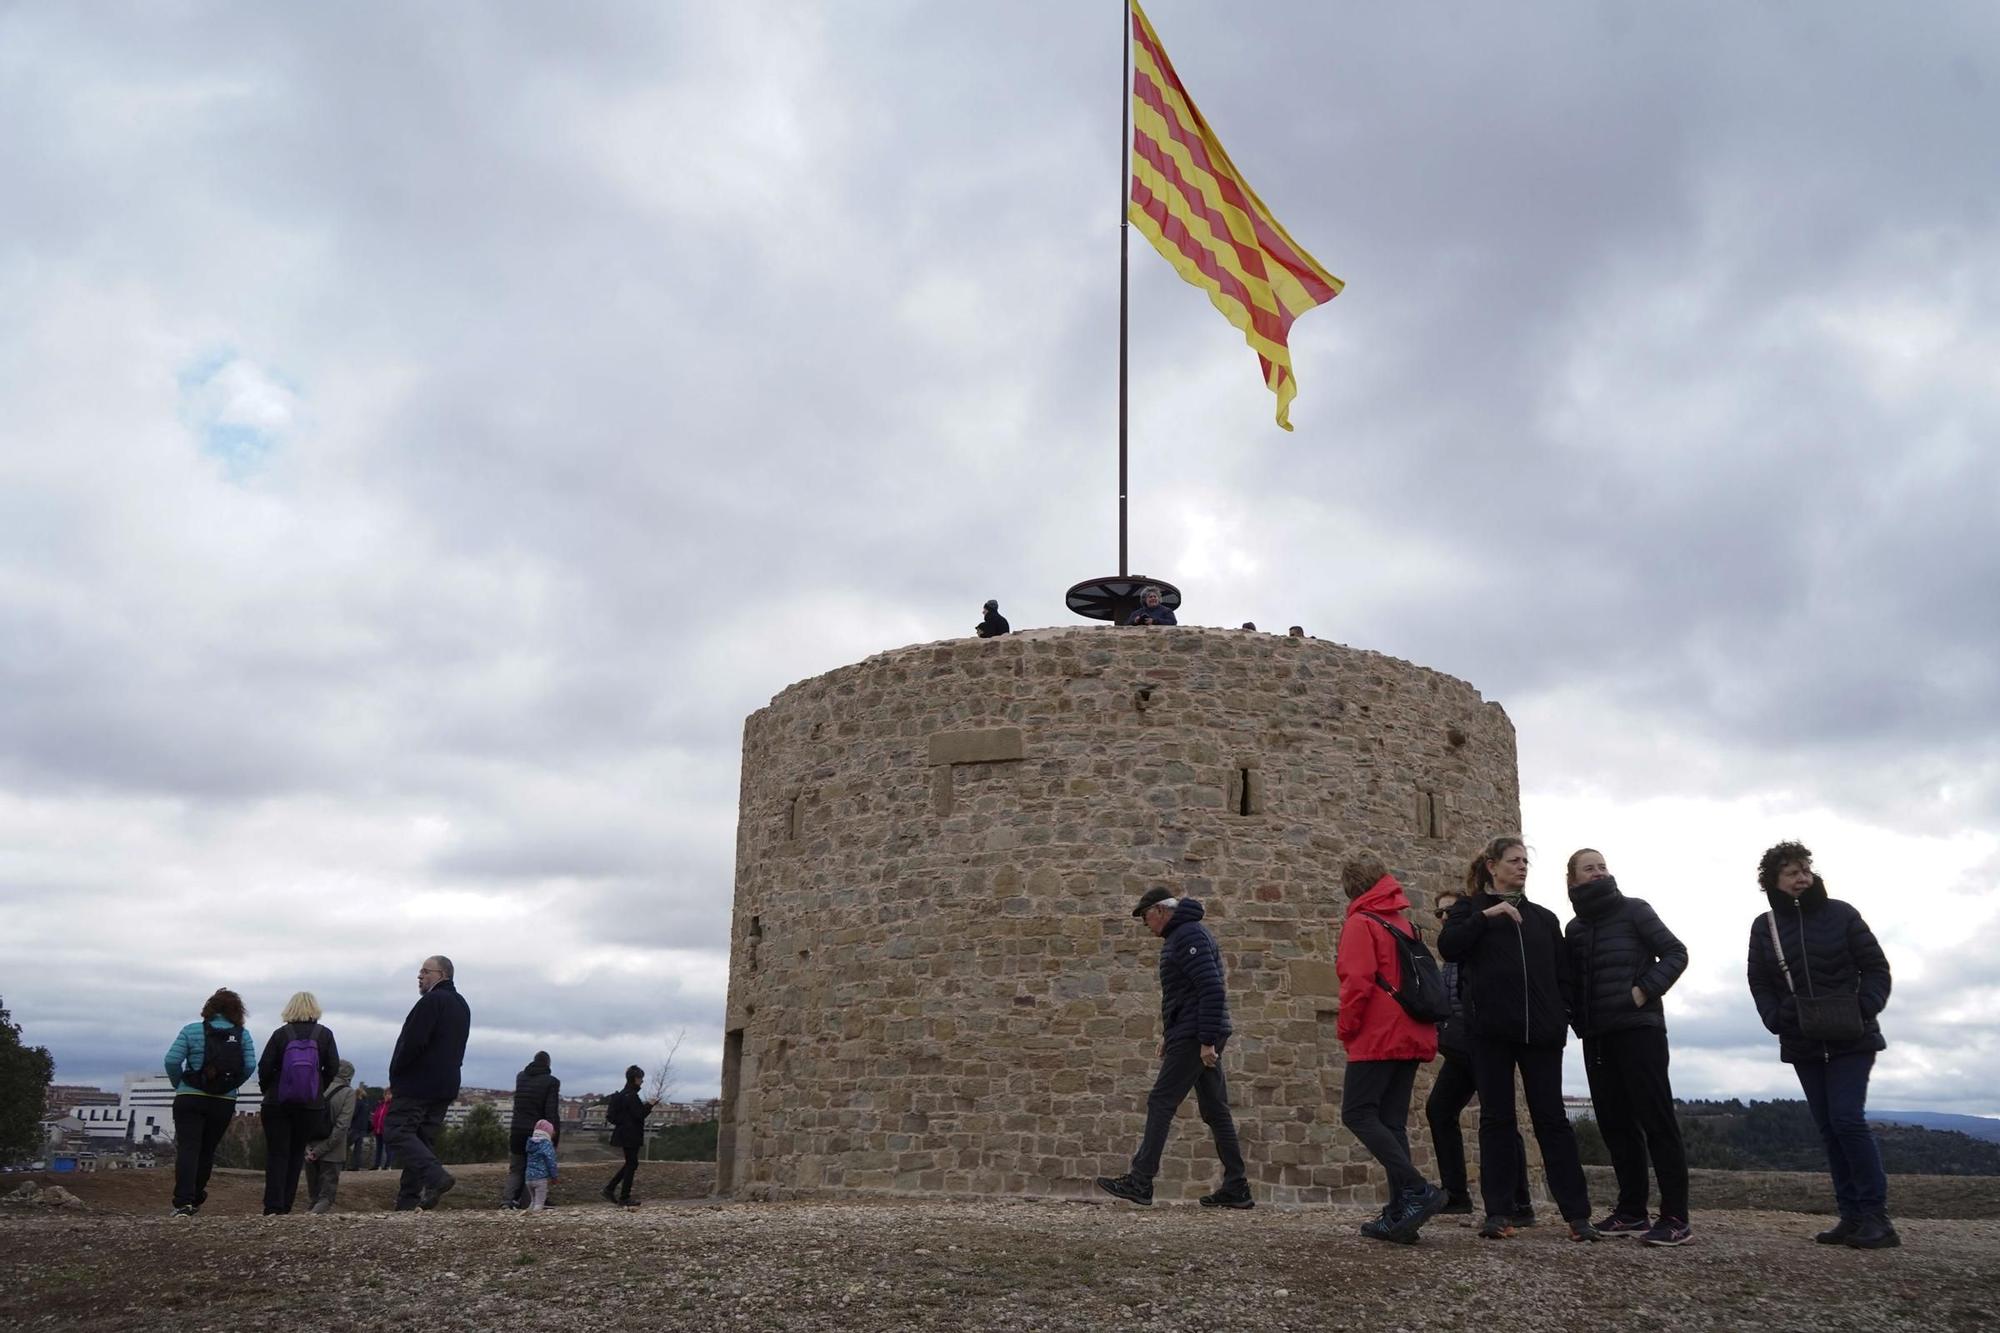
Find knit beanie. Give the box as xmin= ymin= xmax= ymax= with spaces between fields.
xmin=533 ymin=1119 xmax=555 ymax=1137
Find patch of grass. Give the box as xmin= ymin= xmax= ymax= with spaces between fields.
xmin=513 ymin=1252 xmax=538 ymax=1266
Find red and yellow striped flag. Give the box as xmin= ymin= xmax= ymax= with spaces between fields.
xmin=1128 ymin=0 xmax=1343 ymax=430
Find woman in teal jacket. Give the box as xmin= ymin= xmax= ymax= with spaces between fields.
xmin=164 ymin=988 xmax=257 ymax=1216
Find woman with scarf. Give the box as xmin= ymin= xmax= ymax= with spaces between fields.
xmin=1565 ymin=848 xmax=1691 ymax=1245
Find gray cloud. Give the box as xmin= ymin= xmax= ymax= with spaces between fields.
xmin=2 ymin=1 xmax=1996 ymax=1114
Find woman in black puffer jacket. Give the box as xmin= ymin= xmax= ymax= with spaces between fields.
xmin=1564 ymin=849 xmax=1690 ymax=1245
xmin=1745 ymin=840 xmax=1895 ymax=1249
xmin=1438 ymin=835 xmax=1600 ymax=1242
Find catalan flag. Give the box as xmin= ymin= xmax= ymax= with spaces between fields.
xmin=1128 ymin=0 xmax=1343 ymax=430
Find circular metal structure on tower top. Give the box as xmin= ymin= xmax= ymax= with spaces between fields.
xmin=1064 ymin=575 xmax=1181 ymax=623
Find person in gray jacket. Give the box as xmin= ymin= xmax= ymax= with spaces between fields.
xmin=303 ymin=1060 xmax=356 ymax=1215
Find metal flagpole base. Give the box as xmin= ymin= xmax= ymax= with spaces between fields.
xmin=1065 ymin=576 xmax=1182 ymax=624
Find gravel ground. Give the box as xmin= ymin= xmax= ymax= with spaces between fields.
xmin=5 ymin=1195 xmax=1996 ymax=1332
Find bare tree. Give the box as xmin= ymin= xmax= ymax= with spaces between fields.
xmin=645 ymin=1029 xmax=684 ymax=1109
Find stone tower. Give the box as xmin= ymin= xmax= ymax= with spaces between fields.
xmin=718 ymin=626 xmax=1518 ymax=1204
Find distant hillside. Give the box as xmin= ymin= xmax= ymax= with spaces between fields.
xmin=1574 ymin=1099 xmax=2000 ymax=1175
xmin=1870 ymin=1110 xmax=2000 ymax=1143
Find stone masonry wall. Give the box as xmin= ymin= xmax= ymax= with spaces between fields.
xmin=718 ymin=626 xmax=1521 ymax=1206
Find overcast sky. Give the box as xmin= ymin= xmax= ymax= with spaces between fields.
xmin=2 ymin=2 xmax=1995 ymax=1118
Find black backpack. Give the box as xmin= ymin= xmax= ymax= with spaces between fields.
xmin=1359 ymin=912 xmax=1453 ymax=1023
xmin=194 ymin=1023 xmax=246 ymax=1093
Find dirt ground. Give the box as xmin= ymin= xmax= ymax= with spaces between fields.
xmin=1 ymin=1159 xmax=713 ymax=1215
xmin=4 ymin=1166 xmax=1997 ymax=1332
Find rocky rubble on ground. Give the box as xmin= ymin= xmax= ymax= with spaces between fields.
xmin=3 ymin=1197 xmax=1997 ymax=1331
xmin=2 ymin=1182 xmax=85 ymax=1208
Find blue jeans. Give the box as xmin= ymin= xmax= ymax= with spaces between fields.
xmin=1795 ymin=1052 xmax=1887 ymax=1217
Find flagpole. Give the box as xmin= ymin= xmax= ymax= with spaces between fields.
xmin=1117 ymin=0 xmax=1131 ymax=578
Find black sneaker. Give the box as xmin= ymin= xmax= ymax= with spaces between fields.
xmin=1594 ymin=1210 xmax=1651 ymax=1236
xmin=1845 ymin=1213 xmax=1901 ymax=1250
xmin=620 ymin=1197 xmax=641 ymax=1208
xmin=1198 ymin=1186 xmax=1254 ymax=1210
xmin=1641 ymin=1216 xmax=1694 ymax=1247
xmin=1438 ymin=1192 xmax=1474 ymax=1215
xmin=171 ymin=1205 xmax=195 ymax=1220
xmin=601 ymin=1184 xmax=620 ymax=1203
xmin=1814 ymin=1216 xmax=1859 ymax=1245
xmin=1095 ymin=1174 xmax=1153 ymax=1206
xmin=1390 ymin=1184 xmax=1449 ymax=1241
xmin=417 ymin=1170 xmax=456 ymax=1211
xmin=1360 ymin=1215 xmax=1417 ymax=1245
xmin=1567 ymin=1218 xmax=1604 ymax=1243
xmin=1510 ymin=1208 xmax=1538 ymax=1228
xmin=1477 ymin=1215 xmax=1516 ymax=1240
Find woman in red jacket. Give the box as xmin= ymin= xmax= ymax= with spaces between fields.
xmin=1336 ymin=856 xmax=1447 ymax=1243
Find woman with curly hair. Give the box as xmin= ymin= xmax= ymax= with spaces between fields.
xmin=1746 ymin=840 xmax=1896 ymax=1248
xmin=163 ymin=988 xmax=257 ymax=1217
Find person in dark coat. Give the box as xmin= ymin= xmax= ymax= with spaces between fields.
xmin=1746 ymin=840 xmax=1896 ymax=1249
xmin=347 ymin=1086 xmax=376 ymax=1170
xmin=975 ymin=599 xmax=1010 ymax=638
xmin=504 ymin=1051 xmax=563 ymax=1208
xmin=1123 ymin=586 xmax=1177 ymax=626
xmin=1565 ymin=848 xmax=1692 ymax=1245
xmin=1438 ymin=836 xmax=1601 ymax=1243
xmin=1334 ymin=858 xmax=1446 ymax=1242
xmin=601 ymin=1065 xmax=657 ymax=1206
xmin=1096 ymin=888 xmax=1251 ymax=1208
xmin=385 ymin=954 xmax=472 ymax=1211
xmin=1424 ymin=890 xmax=1532 ymax=1221
xmin=256 ymin=991 xmax=341 ymax=1215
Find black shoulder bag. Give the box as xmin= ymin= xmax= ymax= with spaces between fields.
xmin=1765 ymin=912 xmax=1863 ymax=1043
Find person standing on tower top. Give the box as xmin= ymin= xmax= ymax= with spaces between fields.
xmin=1124 ymin=586 xmax=1177 ymax=625
xmin=1096 ymin=887 xmax=1251 ymax=1208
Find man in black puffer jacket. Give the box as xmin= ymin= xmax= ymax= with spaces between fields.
xmin=1746 ymin=841 xmax=1895 ymax=1249
xmin=1096 ymin=888 xmax=1250 ymax=1209
xmin=1565 ymin=851 xmax=1691 ymax=1242
xmin=502 ymin=1051 xmax=562 ymax=1208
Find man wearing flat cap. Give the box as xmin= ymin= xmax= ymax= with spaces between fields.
xmin=1096 ymin=887 xmax=1252 ymax=1208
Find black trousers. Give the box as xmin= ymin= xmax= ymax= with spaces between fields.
xmin=384 ymin=1096 xmax=451 ymax=1209
xmin=170 ymin=1094 xmax=235 ymax=1210
xmin=1129 ymin=1038 xmax=1247 ymax=1191
xmin=260 ymin=1104 xmax=316 ymax=1213
xmin=1341 ymin=1059 xmax=1424 ymax=1197
xmin=1584 ymin=1026 xmax=1689 ymax=1220
xmin=1425 ymin=1051 xmax=1530 ymax=1209
xmin=606 ymin=1144 xmax=642 ymax=1201
xmin=1469 ymin=1039 xmax=1591 ymax=1222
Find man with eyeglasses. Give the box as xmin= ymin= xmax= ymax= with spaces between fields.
xmin=1423 ymin=893 xmax=1533 ymax=1222
xmin=385 ymin=955 xmax=472 ymax=1211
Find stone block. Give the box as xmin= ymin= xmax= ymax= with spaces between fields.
xmin=928 ymin=728 xmax=1025 ymax=766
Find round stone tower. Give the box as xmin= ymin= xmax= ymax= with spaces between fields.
xmin=718 ymin=626 xmax=1519 ymax=1204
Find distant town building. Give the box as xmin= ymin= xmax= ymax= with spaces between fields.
xmin=44 ymin=1084 xmax=119 ymax=1115
xmin=443 ymin=1088 xmax=510 ymax=1128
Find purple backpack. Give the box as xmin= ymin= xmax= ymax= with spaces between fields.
xmin=276 ymin=1026 xmax=322 ymax=1106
